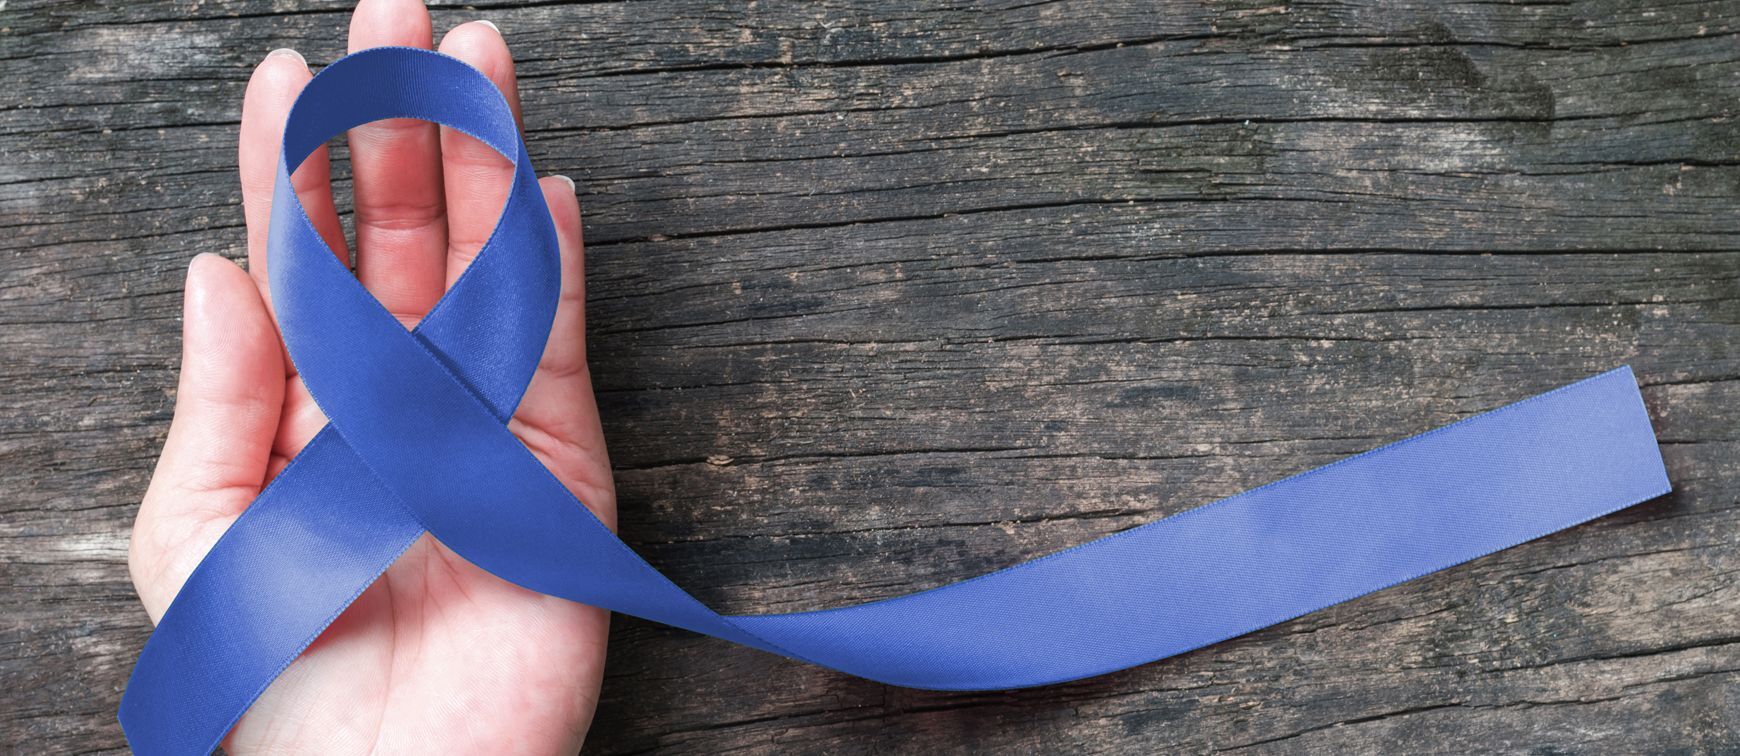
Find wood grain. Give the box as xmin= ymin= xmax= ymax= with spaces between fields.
xmin=1 ymin=1 xmax=1736 ymax=752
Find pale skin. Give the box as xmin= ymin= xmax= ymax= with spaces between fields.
xmin=126 ymin=0 xmax=614 ymax=752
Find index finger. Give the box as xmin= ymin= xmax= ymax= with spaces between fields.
xmin=238 ymin=49 xmax=348 ymax=296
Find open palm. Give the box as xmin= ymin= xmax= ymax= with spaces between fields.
xmin=127 ymin=1 xmax=614 ymax=751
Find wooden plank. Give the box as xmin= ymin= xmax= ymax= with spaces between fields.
xmin=0 ymin=0 xmax=1735 ymax=752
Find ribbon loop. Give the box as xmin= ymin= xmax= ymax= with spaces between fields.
xmin=119 ymin=47 xmax=1671 ymax=755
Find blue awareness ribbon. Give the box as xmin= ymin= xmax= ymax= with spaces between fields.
xmin=117 ymin=47 xmax=1673 ymax=754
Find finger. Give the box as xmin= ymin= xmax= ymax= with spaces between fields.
xmin=437 ymin=20 xmax=522 ymax=287
xmin=537 ymin=176 xmax=588 ymax=380
xmin=348 ymin=0 xmax=447 ymax=328
xmin=239 ymin=48 xmax=347 ymax=294
xmin=238 ymin=49 xmax=341 ymax=480
xmin=267 ymin=375 xmax=328 ymax=482
xmin=509 ymin=176 xmax=615 ymax=529
xmin=131 ymin=254 xmax=286 ymax=620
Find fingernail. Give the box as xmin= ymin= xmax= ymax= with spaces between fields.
xmin=552 ymin=174 xmax=576 ymax=192
xmin=266 ymin=48 xmax=305 ymax=66
xmin=185 ymin=254 xmax=217 ymax=296
xmin=475 ymin=19 xmax=500 ymax=34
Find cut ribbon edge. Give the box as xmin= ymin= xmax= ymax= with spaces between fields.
xmin=117 ymin=47 xmax=1672 ymax=755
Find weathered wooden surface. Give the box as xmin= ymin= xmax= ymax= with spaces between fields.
xmin=3 ymin=0 xmax=1738 ymax=752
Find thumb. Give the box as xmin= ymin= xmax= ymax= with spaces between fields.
xmin=130 ymin=253 xmax=285 ymax=621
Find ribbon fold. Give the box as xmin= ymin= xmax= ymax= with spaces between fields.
xmin=118 ymin=47 xmax=1672 ymax=754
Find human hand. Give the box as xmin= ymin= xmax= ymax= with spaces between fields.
xmin=127 ymin=0 xmax=614 ymax=751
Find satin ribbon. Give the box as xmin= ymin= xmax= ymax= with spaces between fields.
xmin=117 ymin=47 xmax=1672 ymax=754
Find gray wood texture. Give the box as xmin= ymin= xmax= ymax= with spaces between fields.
xmin=3 ymin=0 xmax=1738 ymax=752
